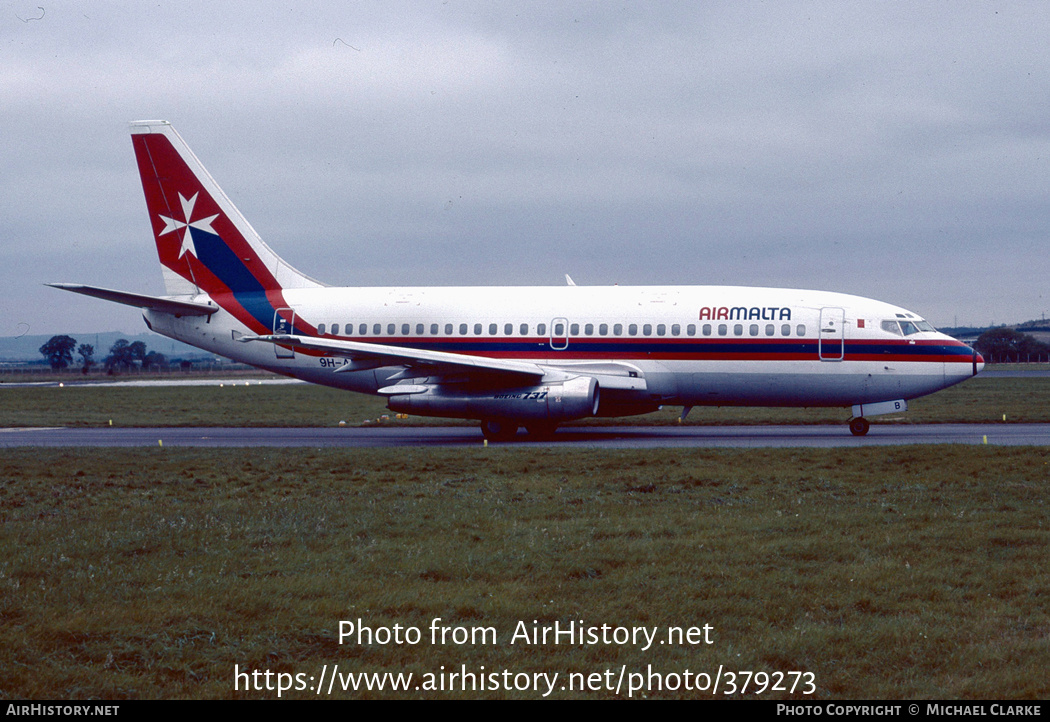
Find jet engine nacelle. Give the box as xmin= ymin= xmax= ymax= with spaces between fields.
xmin=387 ymin=376 xmax=600 ymax=422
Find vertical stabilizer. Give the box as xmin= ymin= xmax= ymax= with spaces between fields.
xmin=130 ymin=120 xmax=322 ymax=333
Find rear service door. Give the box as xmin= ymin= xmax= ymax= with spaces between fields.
xmin=273 ymin=308 xmax=297 ymax=359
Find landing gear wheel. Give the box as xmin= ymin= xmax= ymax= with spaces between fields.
xmin=481 ymin=419 xmax=519 ymax=442
xmin=525 ymin=422 xmax=558 ymax=440
xmin=849 ymin=417 xmax=871 ymax=436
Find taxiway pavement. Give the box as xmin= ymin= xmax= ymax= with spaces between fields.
xmin=2 ymin=424 xmax=1048 ymax=448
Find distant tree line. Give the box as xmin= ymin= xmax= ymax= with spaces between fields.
xmin=38 ymin=336 xmax=167 ymax=372
xmin=973 ymin=328 xmax=1050 ymax=363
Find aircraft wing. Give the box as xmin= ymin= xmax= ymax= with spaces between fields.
xmin=48 ymin=283 xmax=218 ymax=316
xmin=242 ymin=334 xmax=551 ymax=384
xmin=244 ymin=334 xmax=649 ymax=391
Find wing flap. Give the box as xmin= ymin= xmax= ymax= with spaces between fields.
xmin=545 ymin=361 xmax=648 ymax=391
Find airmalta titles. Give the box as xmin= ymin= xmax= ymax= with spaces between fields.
xmin=698 ymin=306 xmax=793 ymax=321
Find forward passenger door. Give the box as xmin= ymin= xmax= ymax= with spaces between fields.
xmin=818 ymin=307 xmax=845 ymax=361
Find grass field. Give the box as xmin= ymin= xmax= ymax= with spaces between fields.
xmin=2 ymin=373 xmax=1047 ymax=699
xmin=2 ymin=446 xmax=1048 ymax=699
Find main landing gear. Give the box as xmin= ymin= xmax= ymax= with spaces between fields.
xmin=848 ymin=417 xmax=871 ymax=436
xmin=480 ymin=419 xmax=518 ymax=442
xmin=480 ymin=419 xmax=560 ymax=442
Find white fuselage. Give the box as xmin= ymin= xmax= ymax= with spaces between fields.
xmin=146 ymin=283 xmax=981 ymax=413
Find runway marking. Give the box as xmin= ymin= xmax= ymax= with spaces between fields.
xmin=0 ymin=427 xmax=63 ymax=433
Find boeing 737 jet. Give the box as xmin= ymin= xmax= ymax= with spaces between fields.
xmin=51 ymin=121 xmax=983 ymax=440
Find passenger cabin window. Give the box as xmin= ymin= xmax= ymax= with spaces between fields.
xmin=537 ymin=323 xmax=546 ymax=335
xmin=570 ymin=323 xmax=580 ymax=335
xmin=613 ymin=323 xmax=623 ymax=335
xmin=656 ymin=324 xmax=666 ymax=336
xmin=520 ymin=323 xmax=529 ymax=335
xmin=629 ymin=324 xmax=638 ymax=336
xmin=781 ymin=324 xmax=791 ymax=336
xmin=373 ymin=323 xmax=382 ymax=335
xmin=765 ymin=324 xmax=774 ymax=336
xmin=599 ymin=323 xmax=608 ymax=336
xmin=750 ymin=324 xmax=759 ymax=336
xmin=416 ymin=323 xmax=424 ymax=335
xmin=505 ymin=323 xmax=513 ymax=335
xmin=718 ymin=324 xmax=728 ymax=336
xmin=643 ymin=324 xmax=653 ymax=336
xmin=703 ymin=324 xmax=712 ymax=336
xmin=317 ymin=323 xmax=326 ymax=335
xmin=671 ymin=324 xmax=680 ymax=336
xmin=474 ymin=323 xmax=483 ymax=335
xmin=584 ymin=323 xmax=594 ymax=335
xmin=734 ymin=324 xmax=744 ymax=336
xmin=430 ymin=324 xmax=438 ymax=335
xmin=687 ymin=324 xmax=696 ymax=336
xmin=401 ymin=323 xmax=410 ymax=335
xmin=796 ymin=324 xmax=806 ymax=336
xmin=359 ymin=324 xmax=367 ymax=335
xmin=488 ymin=323 xmax=498 ymax=335
xmin=459 ymin=323 xmax=468 ymax=335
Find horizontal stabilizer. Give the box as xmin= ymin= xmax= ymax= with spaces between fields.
xmin=47 ymin=283 xmax=217 ymax=316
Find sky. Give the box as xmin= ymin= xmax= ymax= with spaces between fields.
xmin=3 ymin=1 xmax=1048 ymax=338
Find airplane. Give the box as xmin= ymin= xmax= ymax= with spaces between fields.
xmin=50 ymin=120 xmax=984 ymax=440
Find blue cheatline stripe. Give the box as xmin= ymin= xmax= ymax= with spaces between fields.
xmin=192 ymin=227 xmax=271 ymax=327
xmin=845 ymin=342 xmax=974 ymax=358
xmin=404 ymin=340 xmax=816 ymax=355
xmin=307 ymin=336 xmax=972 ymax=360
xmin=192 ymin=228 xmax=308 ymax=335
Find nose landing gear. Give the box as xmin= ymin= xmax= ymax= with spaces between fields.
xmin=848 ymin=417 xmax=871 ymax=436
xmin=848 ymin=399 xmax=906 ymax=437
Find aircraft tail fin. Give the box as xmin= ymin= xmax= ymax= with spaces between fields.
xmin=130 ymin=121 xmax=323 ymax=299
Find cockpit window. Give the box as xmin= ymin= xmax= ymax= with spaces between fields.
xmin=883 ymin=318 xmax=937 ymax=336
